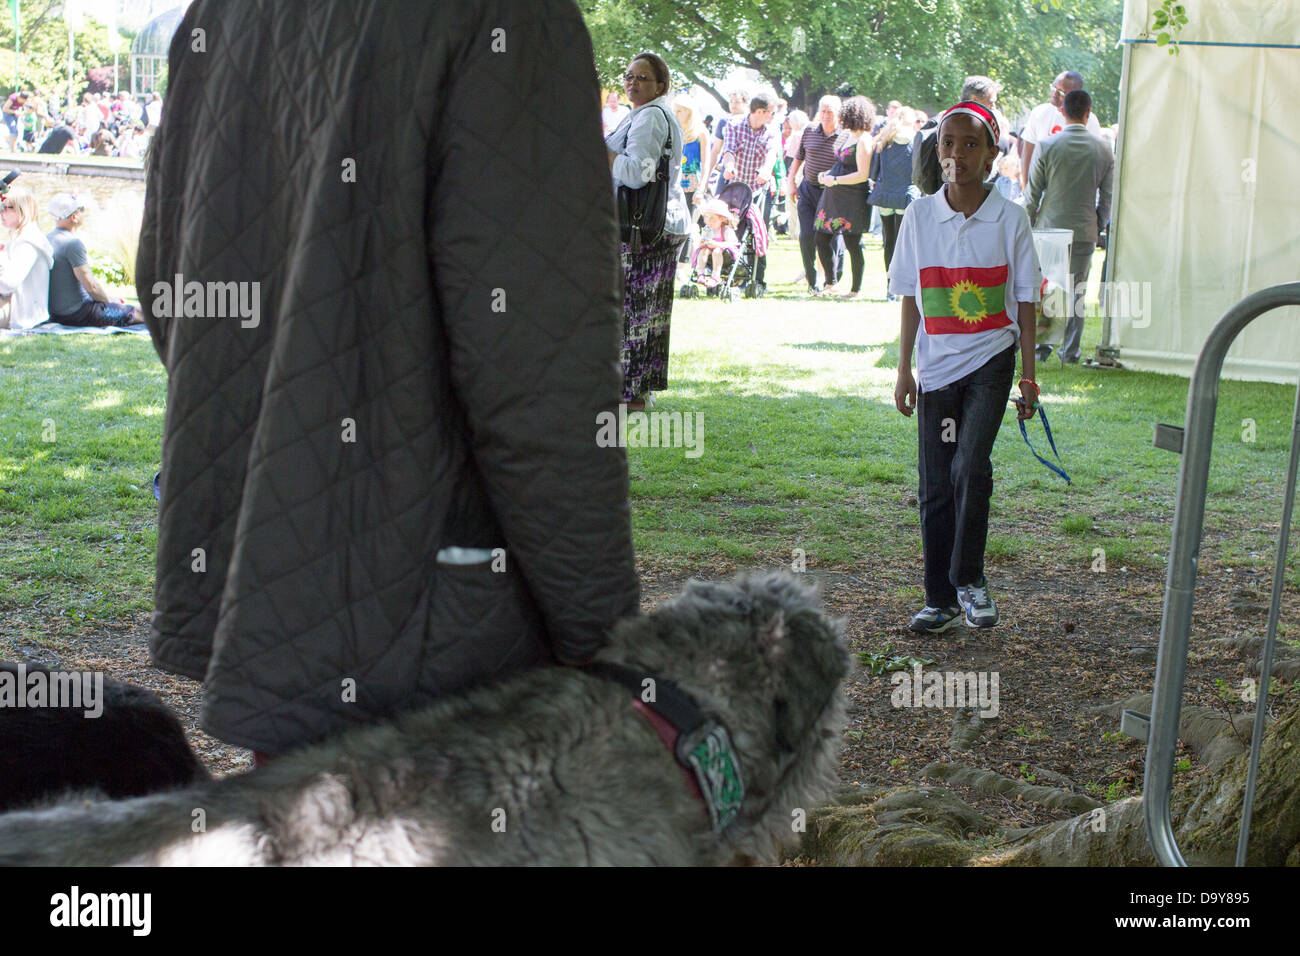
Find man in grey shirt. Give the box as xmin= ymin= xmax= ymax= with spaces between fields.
xmin=46 ymin=193 xmax=143 ymax=327
xmin=1026 ymin=90 xmax=1113 ymax=363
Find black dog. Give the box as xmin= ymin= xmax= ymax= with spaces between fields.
xmin=0 ymin=661 xmax=208 ymax=812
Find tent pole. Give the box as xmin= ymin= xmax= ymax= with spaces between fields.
xmin=1100 ymin=39 xmax=1134 ymax=363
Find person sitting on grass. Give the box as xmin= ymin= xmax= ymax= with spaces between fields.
xmin=890 ymin=101 xmax=1042 ymax=634
xmin=116 ymin=123 xmax=148 ymax=159
xmin=45 ymin=193 xmax=144 ymax=327
xmin=90 ymin=126 xmax=116 ymax=156
xmin=691 ymin=197 xmax=739 ymax=287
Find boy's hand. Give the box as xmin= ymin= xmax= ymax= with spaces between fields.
xmin=1015 ymin=378 xmax=1039 ymax=421
xmin=895 ymin=369 xmax=917 ymax=417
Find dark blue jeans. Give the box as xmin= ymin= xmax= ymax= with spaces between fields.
xmin=916 ymin=344 xmax=1016 ymax=607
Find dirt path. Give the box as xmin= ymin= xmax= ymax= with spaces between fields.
xmin=1 ymin=553 xmax=1290 ymax=833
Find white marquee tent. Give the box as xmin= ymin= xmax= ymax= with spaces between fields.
xmin=1105 ymin=0 xmax=1300 ymax=381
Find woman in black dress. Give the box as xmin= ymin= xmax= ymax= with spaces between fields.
xmin=812 ymin=97 xmax=876 ymax=298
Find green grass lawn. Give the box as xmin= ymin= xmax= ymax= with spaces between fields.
xmin=638 ymin=232 xmax=1296 ymax=581
xmin=0 ymin=230 xmax=1296 ymax=635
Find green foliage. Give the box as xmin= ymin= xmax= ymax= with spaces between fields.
xmin=0 ymin=1 xmax=130 ymax=101
xmin=1145 ymin=1 xmax=1188 ymax=55
xmin=580 ymin=0 xmax=1123 ymax=123
xmin=89 ymin=257 xmax=128 ymax=289
xmin=1105 ymin=779 xmax=1132 ymax=800
xmin=1214 ymin=677 xmax=1240 ymax=703
xmin=859 ymin=645 xmax=936 ymax=675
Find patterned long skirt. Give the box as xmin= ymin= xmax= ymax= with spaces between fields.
xmin=620 ymin=230 xmax=687 ymax=402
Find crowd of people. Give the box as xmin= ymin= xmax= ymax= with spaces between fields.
xmin=603 ymin=66 xmax=1118 ymax=390
xmin=0 ymin=0 xmax=1130 ymax=784
xmin=0 ymin=186 xmax=142 ymax=331
xmin=605 ymin=54 xmax=1117 ymax=635
xmin=2 ymin=88 xmax=163 ymax=159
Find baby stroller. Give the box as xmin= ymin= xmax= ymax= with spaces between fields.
xmin=680 ymin=181 xmax=762 ymax=303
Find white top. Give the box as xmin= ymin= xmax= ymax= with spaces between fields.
xmin=889 ymin=185 xmax=1042 ymax=392
xmin=146 ymin=99 xmax=163 ymax=127
xmin=79 ymin=104 xmax=102 ymax=133
xmin=0 ymin=223 xmax=55 ymax=330
xmin=118 ymin=133 xmax=144 ymax=159
xmin=605 ymin=94 xmax=690 ymax=237
xmin=601 ymin=103 xmax=629 ymax=136
xmin=1021 ymin=101 xmax=1102 ymax=144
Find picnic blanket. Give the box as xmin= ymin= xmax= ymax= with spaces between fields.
xmin=0 ymin=322 xmax=150 ymax=337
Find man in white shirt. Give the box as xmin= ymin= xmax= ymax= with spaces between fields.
xmin=1018 ymin=71 xmax=1102 ymax=190
xmin=1025 ymin=90 xmax=1114 ymax=363
xmin=601 ymin=92 xmax=629 ymax=137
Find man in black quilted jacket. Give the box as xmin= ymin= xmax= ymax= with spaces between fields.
xmin=138 ymin=0 xmax=640 ymax=759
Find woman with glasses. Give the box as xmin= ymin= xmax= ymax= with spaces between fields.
xmin=0 ymin=184 xmax=54 ymax=330
xmin=605 ymin=52 xmax=689 ymax=412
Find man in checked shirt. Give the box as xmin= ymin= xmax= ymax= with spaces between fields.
xmin=718 ymin=94 xmax=780 ymax=295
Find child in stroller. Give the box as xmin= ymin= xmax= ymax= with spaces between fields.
xmin=691 ymin=197 xmax=740 ymax=288
xmin=682 ymin=181 xmax=763 ymax=301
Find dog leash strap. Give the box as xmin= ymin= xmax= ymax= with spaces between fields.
xmin=586 ymin=660 xmax=745 ymax=832
xmin=583 ymin=662 xmax=707 ymax=734
xmin=1018 ymin=404 xmax=1071 ymax=484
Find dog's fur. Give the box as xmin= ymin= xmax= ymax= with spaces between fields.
xmin=0 ymin=573 xmax=849 ymax=865
xmin=0 ymin=662 xmax=209 ymax=813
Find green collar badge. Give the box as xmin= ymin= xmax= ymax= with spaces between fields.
xmin=679 ymin=721 xmax=745 ymax=831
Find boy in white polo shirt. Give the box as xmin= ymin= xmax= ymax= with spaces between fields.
xmin=890 ymin=101 xmax=1042 ymax=634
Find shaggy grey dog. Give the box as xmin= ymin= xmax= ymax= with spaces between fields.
xmin=0 ymin=572 xmax=849 ymax=866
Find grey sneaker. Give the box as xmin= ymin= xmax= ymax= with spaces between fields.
xmin=909 ymin=605 xmax=962 ymax=634
xmin=957 ymin=578 xmax=999 ymax=628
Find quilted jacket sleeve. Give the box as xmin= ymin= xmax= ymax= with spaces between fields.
xmin=427 ymin=1 xmax=640 ymax=665
xmin=136 ymin=54 xmax=175 ymax=365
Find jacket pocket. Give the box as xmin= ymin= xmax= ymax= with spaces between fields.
xmin=420 ymin=552 xmax=549 ymax=697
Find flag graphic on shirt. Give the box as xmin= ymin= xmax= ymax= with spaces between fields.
xmin=919 ymin=264 xmax=1013 ymax=335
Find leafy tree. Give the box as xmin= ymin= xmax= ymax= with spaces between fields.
xmin=0 ymin=0 xmax=129 ymax=106
xmin=581 ymin=0 xmax=1122 ymax=124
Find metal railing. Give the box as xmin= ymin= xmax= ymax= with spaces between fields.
xmin=1137 ymin=282 xmax=1300 ymax=866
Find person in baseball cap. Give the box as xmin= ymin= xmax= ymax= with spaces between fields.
xmin=47 ymin=193 xmax=84 ymax=221
xmin=46 ymin=193 xmax=144 ymax=328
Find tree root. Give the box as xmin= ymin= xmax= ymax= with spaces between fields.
xmin=948 ymin=707 xmax=996 ymax=751
xmin=1085 ymin=692 xmax=1251 ymax=769
xmin=795 ymin=702 xmax=1300 ymax=866
xmin=922 ymin=761 xmax=1101 ymax=814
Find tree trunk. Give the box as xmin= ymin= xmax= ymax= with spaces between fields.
xmin=796 ymin=701 xmax=1300 ymax=866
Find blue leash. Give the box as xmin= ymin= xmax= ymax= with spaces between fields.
xmin=1017 ymin=403 xmax=1071 ymax=484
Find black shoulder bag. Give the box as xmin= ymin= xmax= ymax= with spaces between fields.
xmin=616 ymin=105 xmax=674 ymax=254
xmin=911 ymin=121 xmax=942 ymax=196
